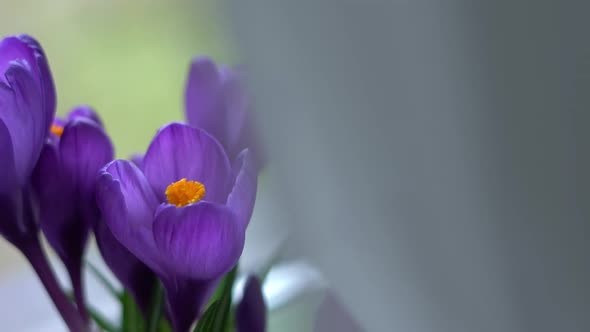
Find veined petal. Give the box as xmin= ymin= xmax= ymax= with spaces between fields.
xmin=153 ymin=202 xmax=244 ymax=280
xmin=96 ymin=160 xmax=162 ymax=274
xmin=0 ymin=35 xmax=56 ymax=133
xmin=227 ymin=149 xmax=258 ymax=229
xmin=184 ymin=56 xmax=226 ymax=142
xmin=60 ymin=119 xmax=113 ymax=197
xmin=143 ymin=123 xmax=231 ymax=203
xmin=0 ymin=62 xmax=45 ymax=184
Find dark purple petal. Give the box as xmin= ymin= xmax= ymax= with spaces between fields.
xmin=95 ymin=220 xmax=156 ymax=315
xmin=0 ymin=187 xmax=38 ymax=247
xmin=96 ymin=160 xmax=162 ymax=274
xmin=163 ymin=278 xmax=219 ymax=332
xmin=0 ymin=120 xmax=17 ymax=194
xmin=227 ymin=149 xmax=258 ymax=230
xmin=236 ymin=276 xmax=267 ymax=332
xmin=0 ymin=62 xmax=45 ymax=184
xmin=143 ymin=123 xmax=231 ymax=203
xmin=60 ymin=119 xmax=113 ymax=200
xmin=0 ymin=35 xmax=56 ymax=136
xmin=67 ymin=105 xmax=103 ymax=127
xmin=152 ymin=202 xmax=244 ymax=280
xmin=184 ymin=57 xmax=226 ymax=143
xmin=0 ymin=36 xmax=36 ymax=82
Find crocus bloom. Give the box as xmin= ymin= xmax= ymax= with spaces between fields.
xmin=97 ymin=123 xmax=257 ymax=332
xmin=184 ymin=57 xmax=263 ymax=167
xmin=33 ymin=106 xmax=114 ymax=320
xmin=0 ymin=34 xmax=55 ymax=246
xmin=236 ymin=276 xmax=267 ymax=332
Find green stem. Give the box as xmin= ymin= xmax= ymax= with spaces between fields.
xmin=146 ymin=282 xmax=165 ymax=332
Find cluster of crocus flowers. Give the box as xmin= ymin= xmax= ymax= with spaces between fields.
xmin=0 ymin=34 xmax=266 ymax=332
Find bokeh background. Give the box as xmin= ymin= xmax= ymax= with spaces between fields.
xmin=0 ymin=0 xmax=234 ymax=274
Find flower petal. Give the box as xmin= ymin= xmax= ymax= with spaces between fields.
xmin=33 ymin=140 xmax=81 ymax=260
xmin=236 ymin=276 xmax=267 ymax=332
xmin=143 ymin=123 xmax=231 ymax=203
xmin=94 ymin=220 xmax=156 ymax=315
xmin=0 ymin=62 xmax=45 ymax=184
xmin=162 ymin=278 xmax=219 ymax=332
xmin=227 ymin=149 xmax=258 ymax=229
xmin=67 ymin=105 xmax=103 ymax=127
xmin=219 ymin=69 xmax=252 ymax=160
xmin=16 ymin=35 xmax=56 ymax=131
xmin=60 ymin=119 xmax=113 ymax=198
xmin=184 ymin=57 xmax=226 ymax=142
xmin=0 ymin=119 xmax=17 ymax=194
xmin=153 ymin=202 xmax=244 ymax=280
xmin=0 ymin=35 xmax=56 ymax=133
xmin=96 ymin=160 xmax=162 ymax=274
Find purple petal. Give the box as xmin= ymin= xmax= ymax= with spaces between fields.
xmin=17 ymin=35 xmax=56 ymax=131
xmin=130 ymin=153 xmax=144 ymax=169
xmin=236 ymin=276 xmax=267 ymax=332
xmin=184 ymin=57 xmax=226 ymax=142
xmin=96 ymin=160 xmax=162 ymax=274
xmin=227 ymin=149 xmax=258 ymax=229
xmin=0 ymin=120 xmax=17 ymax=194
xmin=0 ymin=35 xmax=56 ymax=134
xmin=0 ymin=36 xmax=36 ymax=83
xmin=60 ymin=119 xmax=113 ymax=198
xmin=67 ymin=105 xmax=103 ymax=127
xmin=33 ymin=140 xmax=81 ymax=259
xmin=153 ymin=202 xmax=244 ymax=280
xmin=219 ymin=69 xmax=251 ymax=161
xmin=95 ymin=220 xmax=156 ymax=315
xmin=0 ymin=62 xmax=45 ymax=184
xmin=163 ymin=278 xmax=219 ymax=332
xmin=143 ymin=123 xmax=231 ymax=203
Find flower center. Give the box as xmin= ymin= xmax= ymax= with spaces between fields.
xmin=165 ymin=178 xmax=206 ymax=207
xmin=50 ymin=123 xmax=64 ymax=137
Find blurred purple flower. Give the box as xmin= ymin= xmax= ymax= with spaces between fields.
xmin=0 ymin=34 xmax=55 ymax=246
xmin=236 ymin=276 xmax=267 ymax=332
xmin=96 ymin=123 xmax=258 ymax=332
xmin=184 ymin=57 xmax=264 ymax=167
xmin=33 ymin=106 xmax=113 ymax=320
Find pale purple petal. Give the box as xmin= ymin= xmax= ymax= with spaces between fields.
xmin=152 ymin=202 xmax=244 ymax=280
xmin=227 ymin=149 xmax=258 ymax=229
xmin=184 ymin=57 xmax=226 ymax=142
xmin=143 ymin=123 xmax=231 ymax=203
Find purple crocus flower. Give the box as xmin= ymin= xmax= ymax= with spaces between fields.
xmin=236 ymin=276 xmax=267 ymax=332
xmin=96 ymin=122 xmax=258 ymax=332
xmin=0 ymin=34 xmax=55 ymax=246
xmin=33 ymin=106 xmax=113 ymax=320
xmin=184 ymin=57 xmax=264 ymax=167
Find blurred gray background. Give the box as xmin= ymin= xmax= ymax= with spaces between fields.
xmin=228 ymin=1 xmax=590 ymax=331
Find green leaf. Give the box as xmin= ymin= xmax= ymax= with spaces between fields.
xmin=146 ymin=282 xmax=165 ymax=332
xmin=196 ymin=266 xmax=238 ymax=331
xmin=65 ymin=289 xmax=119 ymax=332
xmin=122 ymin=291 xmax=146 ymax=332
xmin=194 ymin=300 xmax=221 ymax=332
xmin=87 ymin=261 xmax=123 ymax=301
